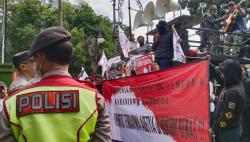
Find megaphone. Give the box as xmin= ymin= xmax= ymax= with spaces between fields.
xmin=142 ymin=2 xmax=155 ymax=24
xmin=155 ymin=0 xmax=180 ymax=17
xmin=133 ymin=10 xmax=143 ymax=30
xmin=133 ymin=10 xmax=153 ymax=30
xmin=143 ymin=1 xmax=166 ymax=22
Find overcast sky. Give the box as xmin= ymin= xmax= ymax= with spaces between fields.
xmin=83 ymin=0 xmax=200 ymax=45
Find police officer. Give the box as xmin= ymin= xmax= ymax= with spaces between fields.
xmin=0 ymin=27 xmax=111 ymax=142
xmin=9 ymin=50 xmax=38 ymax=94
xmin=212 ymin=59 xmax=245 ymax=142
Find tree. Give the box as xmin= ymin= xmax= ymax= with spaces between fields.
xmin=3 ymin=0 xmax=116 ymax=76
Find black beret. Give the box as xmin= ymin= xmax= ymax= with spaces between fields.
xmin=31 ymin=26 xmax=71 ymax=56
xmin=12 ymin=50 xmax=33 ymax=68
xmin=156 ymin=20 xmax=168 ymax=29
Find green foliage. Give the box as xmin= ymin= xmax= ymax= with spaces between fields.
xmin=6 ymin=0 xmax=248 ymax=76
xmin=3 ymin=0 xmax=115 ymax=76
xmin=7 ymin=0 xmax=58 ymax=56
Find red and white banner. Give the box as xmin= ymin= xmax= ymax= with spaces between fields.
xmin=135 ymin=53 xmax=154 ymax=75
xmin=103 ymin=60 xmax=211 ymax=142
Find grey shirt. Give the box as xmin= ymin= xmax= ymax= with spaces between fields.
xmin=0 ymin=70 xmax=111 ymax=142
xmin=9 ymin=73 xmax=41 ymax=94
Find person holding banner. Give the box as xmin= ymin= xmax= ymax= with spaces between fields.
xmin=212 ymin=59 xmax=245 ymax=142
xmin=152 ymin=20 xmax=173 ymax=70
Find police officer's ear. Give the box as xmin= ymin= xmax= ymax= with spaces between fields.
xmin=19 ymin=63 xmax=27 ymax=71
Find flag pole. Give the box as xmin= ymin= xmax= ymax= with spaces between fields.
xmin=1 ymin=0 xmax=7 ymax=63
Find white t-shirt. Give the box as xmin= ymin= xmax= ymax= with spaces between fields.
xmin=209 ymin=81 xmax=215 ymax=112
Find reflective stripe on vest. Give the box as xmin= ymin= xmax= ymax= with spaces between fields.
xmin=5 ymin=86 xmax=98 ymax=142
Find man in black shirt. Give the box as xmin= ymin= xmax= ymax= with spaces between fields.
xmin=152 ymin=21 xmax=173 ymax=70
xmin=212 ymin=59 xmax=245 ymax=142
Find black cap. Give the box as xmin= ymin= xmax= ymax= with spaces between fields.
xmin=156 ymin=20 xmax=168 ymax=29
xmin=31 ymin=26 xmax=71 ymax=56
xmin=12 ymin=50 xmax=33 ymax=68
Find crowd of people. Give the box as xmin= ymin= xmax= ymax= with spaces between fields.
xmin=0 ymin=1 xmax=249 ymax=142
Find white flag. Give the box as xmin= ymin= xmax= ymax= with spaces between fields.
xmin=78 ymin=67 xmax=89 ymax=81
xmin=98 ymin=52 xmax=108 ymax=77
xmin=118 ymin=26 xmax=131 ymax=58
xmin=172 ymin=25 xmax=186 ymax=63
xmin=48 ymin=0 xmax=58 ymax=9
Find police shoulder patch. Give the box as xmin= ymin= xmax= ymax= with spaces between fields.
xmin=16 ymin=90 xmax=79 ymax=117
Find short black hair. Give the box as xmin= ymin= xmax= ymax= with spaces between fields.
xmin=95 ymin=75 xmax=103 ymax=80
xmin=42 ymin=41 xmax=74 ymax=65
xmin=137 ymin=36 xmax=144 ymax=41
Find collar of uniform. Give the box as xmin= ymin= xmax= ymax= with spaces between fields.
xmin=8 ymin=74 xmax=29 ymax=92
xmin=42 ymin=70 xmax=71 ymax=78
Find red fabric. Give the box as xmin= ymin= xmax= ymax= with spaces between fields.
xmin=4 ymin=75 xmax=98 ymax=121
xmin=5 ymin=75 xmax=97 ymax=106
xmin=135 ymin=53 xmax=154 ymax=75
xmin=16 ymin=90 xmax=80 ymax=117
xmin=103 ymin=60 xmax=210 ymax=142
xmin=76 ymin=80 xmax=97 ymax=90
xmin=187 ymin=50 xmax=197 ymax=57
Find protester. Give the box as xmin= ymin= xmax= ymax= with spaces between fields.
xmin=223 ymin=1 xmax=248 ymax=57
xmin=152 ymin=20 xmax=173 ymax=70
xmin=0 ymin=81 xmax=7 ymax=111
xmin=207 ymin=4 xmax=224 ymax=55
xmin=212 ymin=59 xmax=245 ymax=142
xmin=94 ymin=75 xmax=104 ymax=95
xmin=0 ymin=27 xmax=111 ymax=142
xmin=9 ymin=50 xmax=40 ymax=94
xmin=136 ymin=36 xmax=151 ymax=55
xmin=209 ymin=81 xmax=216 ymax=126
xmin=241 ymin=65 xmax=250 ymax=142
xmin=77 ymin=64 xmax=89 ymax=80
